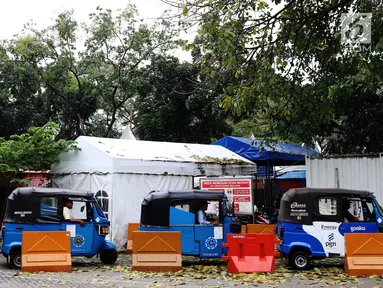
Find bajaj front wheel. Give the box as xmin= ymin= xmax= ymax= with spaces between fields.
xmin=100 ymin=249 xmax=118 ymax=265
xmin=9 ymin=249 xmax=21 ymax=269
xmin=290 ymin=250 xmax=310 ymax=270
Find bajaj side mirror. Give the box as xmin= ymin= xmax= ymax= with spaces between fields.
xmin=229 ymin=224 xmax=241 ymax=234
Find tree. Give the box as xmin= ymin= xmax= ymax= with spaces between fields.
xmin=0 ymin=122 xmax=78 ymax=174
xmin=0 ymin=4 xmax=178 ymax=140
xmin=0 ymin=12 xmax=98 ymax=140
xmin=0 ymin=38 xmax=49 ymax=138
xmin=36 ymin=11 xmax=99 ymax=139
xmin=167 ymin=0 xmax=383 ymax=153
xmin=82 ymin=5 xmax=178 ymax=137
xmin=133 ymin=55 xmax=232 ymax=143
xmin=0 ymin=122 xmax=78 ymax=222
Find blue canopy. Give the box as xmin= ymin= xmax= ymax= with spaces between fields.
xmin=276 ymin=170 xmax=306 ymax=180
xmin=213 ymin=136 xmax=319 ymax=166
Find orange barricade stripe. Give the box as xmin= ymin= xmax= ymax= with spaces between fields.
xmin=246 ymin=224 xmax=276 ymax=235
xmin=132 ymin=231 xmax=181 ymax=254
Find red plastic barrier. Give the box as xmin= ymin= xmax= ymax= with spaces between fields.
xmin=223 ymin=234 xmax=246 ymax=256
xmin=222 ymin=233 xmax=279 ymax=273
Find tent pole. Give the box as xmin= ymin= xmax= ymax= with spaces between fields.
xmin=264 ymin=163 xmax=267 ymax=215
xmin=272 ymin=165 xmax=277 ymax=218
xmin=268 ymin=160 xmax=272 ymax=217
xmin=254 ymin=172 xmax=257 ymax=224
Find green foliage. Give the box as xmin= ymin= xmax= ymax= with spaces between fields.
xmin=0 ymin=122 xmax=78 ymax=173
xmin=169 ymin=0 xmax=383 ymax=153
xmin=0 ymin=38 xmax=48 ymax=137
xmin=82 ymin=5 xmax=178 ymax=137
xmin=133 ymin=55 xmax=232 ymax=143
xmin=0 ymin=4 xmax=179 ymax=140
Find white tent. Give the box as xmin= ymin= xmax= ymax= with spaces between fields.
xmin=120 ymin=126 xmax=136 ymax=140
xmin=51 ymin=136 xmax=256 ymax=250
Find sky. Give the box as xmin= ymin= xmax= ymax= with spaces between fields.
xmin=0 ymin=0 xmax=193 ymax=61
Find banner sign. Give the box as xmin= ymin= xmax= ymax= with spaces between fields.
xmin=200 ymin=177 xmax=253 ymax=215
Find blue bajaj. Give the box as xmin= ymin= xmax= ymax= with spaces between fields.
xmin=276 ymin=188 xmax=383 ymax=270
xmin=1 ymin=187 xmax=118 ymax=269
xmin=139 ymin=190 xmax=241 ymax=258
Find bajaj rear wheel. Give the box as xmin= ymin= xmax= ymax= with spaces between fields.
xmin=100 ymin=249 xmax=118 ymax=265
xmin=290 ymin=250 xmax=310 ymax=270
xmin=9 ymin=249 xmax=21 ymax=269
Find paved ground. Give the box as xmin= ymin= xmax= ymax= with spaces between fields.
xmin=0 ymin=254 xmax=382 ymax=287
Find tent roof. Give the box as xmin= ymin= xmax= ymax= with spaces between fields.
xmin=213 ymin=136 xmax=319 ymax=166
xmin=52 ymin=136 xmax=256 ymax=176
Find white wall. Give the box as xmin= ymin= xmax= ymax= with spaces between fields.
xmin=306 ymin=154 xmax=383 ymax=203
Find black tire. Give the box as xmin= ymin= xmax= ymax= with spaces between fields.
xmin=100 ymin=249 xmax=118 ymax=265
xmin=9 ymin=248 xmax=21 ymax=269
xmin=289 ymin=250 xmax=311 ymax=270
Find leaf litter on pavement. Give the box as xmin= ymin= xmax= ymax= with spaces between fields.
xmin=76 ymin=255 xmax=376 ymax=287
xmin=67 ymin=254 xmax=383 ymax=287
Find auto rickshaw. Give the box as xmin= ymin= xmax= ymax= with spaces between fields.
xmin=276 ymin=187 xmax=383 ymax=270
xmin=139 ymin=190 xmax=241 ymax=258
xmin=1 ymin=187 xmax=118 ymax=269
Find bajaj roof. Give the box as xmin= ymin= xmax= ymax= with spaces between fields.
xmin=140 ymin=190 xmax=226 ymax=227
xmin=8 ymin=187 xmax=92 ymax=200
xmin=278 ymin=188 xmax=372 ymax=225
xmin=283 ymin=187 xmax=371 ymax=199
xmin=4 ymin=187 xmax=92 ymax=224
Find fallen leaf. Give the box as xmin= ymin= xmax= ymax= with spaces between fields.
xmin=114 ymin=265 xmax=125 ymax=272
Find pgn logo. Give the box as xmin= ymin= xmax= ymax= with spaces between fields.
xmin=325 ymin=242 xmax=336 ymax=248
xmin=325 ymin=233 xmax=336 ymax=248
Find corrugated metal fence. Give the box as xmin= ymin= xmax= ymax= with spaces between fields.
xmin=306 ymin=154 xmax=383 ymax=203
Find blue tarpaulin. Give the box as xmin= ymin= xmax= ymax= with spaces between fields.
xmin=213 ymin=136 xmax=319 ymax=166
xmin=276 ymin=170 xmax=306 ymax=180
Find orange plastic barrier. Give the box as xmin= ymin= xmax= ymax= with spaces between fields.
xmin=127 ymin=223 xmax=140 ymax=254
xmin=22 ymin=231 xmax=71 ymax=273
xmin=222 ymin=233 xmax=279 ymax=273
xmin=241 ymin=225 xmax=247 ymax=234
xmin=132 ymin=231 xmax=182 ymax=272
xmin=246 ymin=224 xmax=276 ymax=235
xmin=345 ymin=233 xmax=383 ymax=276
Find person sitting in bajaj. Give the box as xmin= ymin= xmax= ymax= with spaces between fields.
xmin=343 ymin=199 xmax=360 ymax=222
xmin=196 ymin=200 xmax=220 ymax=225
xmin=63 ymin=198 xmax=86 ymax=226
